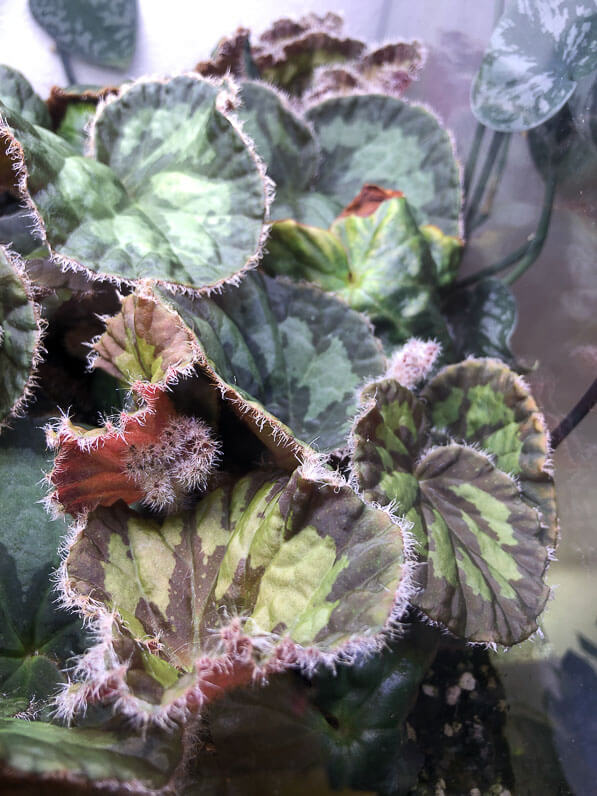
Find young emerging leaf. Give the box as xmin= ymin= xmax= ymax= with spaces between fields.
xmin=236 ymin=85 xmax=462 ymax=233
xmin=350 ymin=367 xmax=553 ymax=645
xmin=471 ymin=0 xmax=597 ymax=131
xmin=58 ymin=465 xmax=410 ymax=724
xmin=0 ymin=75 xmax=271 ymax=291
xmin=0 ymin=421 xmax=86 ymax=716
xmin=0 ymin=248 xmax=44 ymax=429
xmin=262 ymin=191 xmax=453 ymax=350
xmin=47 ymin=385 xmax=220 ymax=516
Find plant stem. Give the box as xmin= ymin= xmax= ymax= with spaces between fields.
xmin=58 ymin=48 xmax=76 ymax=85
xmin=469 ymin=132 xmax=511 ymax=231
xmin=503 ymin=170 xmax=557 ymax=285
xmin=464 ymin=122 xmax=486 ymax=197
xmin=551 ymin=377 xmax=597 ymax=449
xmin=465 ymin=131 xmax=506 ymax=234
xmin=452 ymin=240 xmax=531 ymax=289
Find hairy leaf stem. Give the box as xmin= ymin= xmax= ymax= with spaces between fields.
xmin=463 ymin=122 xmax=486 ymax=196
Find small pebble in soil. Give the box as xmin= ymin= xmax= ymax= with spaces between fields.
xmin=446 ymin=684 xmax=461 ymax=705
xmin=459 ymin=671 xmax=476 ymax=690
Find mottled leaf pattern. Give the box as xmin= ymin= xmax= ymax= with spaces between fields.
xmin=262 ymin=196 xmax=453 ymax=349
xmin=236 ymin=87 xmax=462 ymax=233
xmin=472 ymin=0 xmax=597 ymax=131
xmin=60 ymin=465 xmax=407 ymax=722
xmin=29 ymin=0 xmax=137 ymax=69
xmin=0 ymin=65 xmax=51 ymax=127
xmin=164 ymin=272 xmax=385 ymax=452
xmin=351 ymin=366 xmax=553 ymax=644
xmin=421 ymin=358 xmax=557 ymax=546
xmin=0 ymin=421 xmax=85 ymax=714
xmin=303 ymin=95 xmax=462 ymax=234
xmin=0 ymin=75 xmax=269 ymax=290
xmin=0 ymin=718 xmax=181 ymax=788
xmin=0 ymin=248 xmax=43 ymax=428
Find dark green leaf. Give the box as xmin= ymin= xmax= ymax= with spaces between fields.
xmin=164 ymin=272 xmax=386 ymax=452
xmin=0 ymin=717 xmax=181 ymax=788
xmin=0 ymin=420 xmax=86 ymax=714
xmin=443 ymin=277 xmax=517 ymax=364
xmin=0 ymin=249 xmax=43 ymax=428
xmin=29 ymin=0 xmax=138 ymax=70
xmin=0 ymin=66 xmax=51 ymax=127
xmin=472 ymin=0 xmax=597 ymax=131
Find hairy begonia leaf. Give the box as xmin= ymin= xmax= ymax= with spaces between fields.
xmin=0 ymin=66 xmax=51 ymax=128
xmin=351 ymin=376 xmax=551 ymax=644
xmin=235 ymin=87 xmax=462 ymax=233
xmin=0 ymin=248 xmax=43 ymax=428
xmin=250 ymin=13 xmax=365 ymax=95
xmin=47 ymin=385 xmax=221 ymax=516
xmin=0 ymin=718 xmax=181 ymax=788
xmin=162 ymin=272 xmax=385 ymax=453
xmin=59 ymin=465 xmax=408 ymax=723
xmin=0 ymin=422 xmax=85 ymax=714
xmin=237 ymin=81 xmax=319 ymax=216
xmin=0 ymin=75 xmax=270 ymax=290
xmin=443 ymin=277 xmax=517 ymax=364
xmin=421 ymin=358 xmax=558 ymax=546
xmin=471 ymin=0 xmax=597 ymax=132
xmin=29 ymin=0 xmax=137 ymax=69
xmin=262 ymin=196 xmax=452 ymax=350
xmin=303 ymin=95 xmax=462 ymax=234
xmin=91 ymin=290 xmax=200 ymax=387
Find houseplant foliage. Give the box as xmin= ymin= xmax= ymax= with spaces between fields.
xmin=0 ymin=6 xmax=565 ymax=793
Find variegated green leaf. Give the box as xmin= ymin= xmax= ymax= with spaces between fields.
xmin=0 ymin=65 xmax=51 ymax=128
xmin=55 ymin=101 xmax=96 ymax=153
xmin=0 ymin=420 xmax=86 ymax=716
xmin=163 ymin=272 xmax=385 ymax=452
xmin=472 ymin=0 xmax=597 ymax=132
xmin=421 ymin=358 xmax=557 ymax=546
xmin=60 ymin=465 xmax=407 ymax=722
xmin=303 ymin=95 xmax=462 ymax=234
xmin=0 ymin=718 xmax=181 ymax=788
xmin=351 ymin=375 xmax=552 ymax=644
xmin=237 ymin=81 xmax=319 ymax=218
xmin=0 ymin=248 xmax=43 ymax=428
xmin=236 ymin=88 xmax=462 ymax=234
xmin=0 ymin=75 xmax=269 ymax=291
xmin=29 ymin=0 xmax=137 ymax=70
xmin=263 ymin=196 xmax=453 ymax=349
xmin=420 ymin=224 xmax=463 ymax=287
